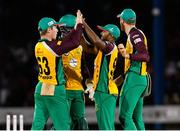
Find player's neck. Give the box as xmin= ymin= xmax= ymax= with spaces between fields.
xmin=125 ymin=25 xmax=135 ymax=35
xmin=41 ymin=35 xmax=52 ymax=41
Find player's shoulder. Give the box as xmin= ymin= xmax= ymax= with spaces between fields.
xmin=35 ymin=41 xmax=42 ymax=49
xmin=104 ymin=41 xmax=117 ymax=56
xmin=130 ymin=28 xmax=144 ymax=37
xmin=129 ymin=28 xmax=145 ymax=42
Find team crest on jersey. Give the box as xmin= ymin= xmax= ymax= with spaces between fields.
xmin=69 ymin=58 xmax=78 ymax=68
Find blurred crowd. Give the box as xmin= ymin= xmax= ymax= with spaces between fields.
xmin=0 ymin=43 xmax=37 ymax=106
xmin=164 ymin=33 xmax=180 ymax=104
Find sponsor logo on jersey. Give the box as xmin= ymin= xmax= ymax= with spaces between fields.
xmin=69 ymin=58 xmax=78 ymax=68
xmin=39 ymin=74 xmax=52 ymax=79
xmin=134 ymin=38 xmax=142 ymax=44
xmin=57 ymin=41 xmax=62 ymax=45
xmin=37 ymin=48 xmax=43 ymax=54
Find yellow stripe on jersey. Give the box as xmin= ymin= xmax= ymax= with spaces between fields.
xmin=93 ymin=51 xmax=103 ymax=90
xmin=141 ymin=62 xmax=147 ymax=75
xmin=124 ymin=37 xmax=133 ymax=74
xmin=108 ymin=46 xmax=118 ymax=95
xmin=35 ymin=42 xmax=58 ymax=85
xmin=62 ymin=46 xmax=83 ymax=90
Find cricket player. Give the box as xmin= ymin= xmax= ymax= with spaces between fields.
xmin=117 ymin=8 xmax=150 ymax=130
xmin=31 ymin=10 xmax=83 ymax=130
xmin=58 ymin=14 xmax=96 ymax=130
xmin=82 ymin=14 xmax=121 ymax=129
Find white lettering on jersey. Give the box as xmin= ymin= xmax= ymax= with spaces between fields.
xmin=132 ymin=34 xmax=139 ymax=39
xmin=134 ymin=38 xmax=142 ymax=44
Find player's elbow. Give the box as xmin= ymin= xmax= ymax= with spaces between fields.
xmin=146 ymin=55 xmax=150 ymax=62
xmin=143 ymin=54 xmax=150 ymax=62
xmin=145 ymin=53 xmax=150 ymax=62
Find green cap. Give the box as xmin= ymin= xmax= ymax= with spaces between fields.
xmin=38 ymin=17 xmax=61 ymax=31
xmin=97 ymin=24 xmax=120 ymax=39
xmin=59 ymin=14 xmax=76 ymax=27
xmin=117 ymin=8 xmax=136 ymax=24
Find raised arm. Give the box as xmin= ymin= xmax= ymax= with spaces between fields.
xmin=46 ymin=10 xmax=84 ymax=56
xmin=82 ymin=20 xmax=106 ymax=51
xmin=57 ymin=24 xmax=82 ymax=54
xmin=80 ymin=34 xmax=98 ymax=54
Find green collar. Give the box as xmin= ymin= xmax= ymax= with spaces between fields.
xmin=38 ymin=38 xmax=49 ymax=42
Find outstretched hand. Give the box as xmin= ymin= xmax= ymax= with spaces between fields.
xmin=76 ymin=10 xmax=83 ymax=24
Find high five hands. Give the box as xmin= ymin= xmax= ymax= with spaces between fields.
xmin=76 ymin=10 xmax=83 ymax=24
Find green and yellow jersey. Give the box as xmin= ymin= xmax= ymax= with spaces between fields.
xmin=34 ymin=24 xmax=83 ymax=95
xmin=125 ymin=27 xmax=150 ymax=76
xmin=35 ymin=40 xmax=64 ymax=85
xmin=62 ymin=46 xmax=84 ymax=90
xmin=34 ymin=40 xmax=66 ymax=94
xmin=93 ymin=42 xmax=118 ymax=95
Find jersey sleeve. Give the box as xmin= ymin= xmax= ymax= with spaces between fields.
xmin=47 ymin=24 xmax=83 ymax=56
xmin=129 ymin=30 xmax=150 ymax=62
xmin=103 ymin=41 xmax=115 ymax=56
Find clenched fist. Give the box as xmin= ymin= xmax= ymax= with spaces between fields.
xmin=118 ymin=44 xmax=130 ymax=59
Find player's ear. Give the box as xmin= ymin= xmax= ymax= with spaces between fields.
xmin=46 ymin=28 xmax=51 ymax=33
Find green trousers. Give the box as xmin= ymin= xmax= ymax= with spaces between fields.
xmin=119 ymin=71 xmax=147 ymax=130
xmin=66 ymin=90 xmax=88 ymax=130
xmin=94 ymin=91 xmax=117 ymax=130
xmin=31 ymin=85 xmax=70 ymax=130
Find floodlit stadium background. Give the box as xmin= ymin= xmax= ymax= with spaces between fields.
xmin=0 ymin=0 xmax=180 ymax=130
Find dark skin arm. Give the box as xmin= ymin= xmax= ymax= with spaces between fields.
xmin=80 ymin=34 xmax=98 ymax=54
xmin=82 ymin=20 xmax=106 ymax=51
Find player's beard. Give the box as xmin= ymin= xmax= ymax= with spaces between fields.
xmin=52 ymin=33 xmax=57 ymax=40
xmin=120 ymin=23 xmax=125 ymax=31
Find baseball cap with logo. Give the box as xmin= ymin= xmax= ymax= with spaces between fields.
xmin=38 ymin=17 xmax=64 ymax=32
xmin=117 ymin=8 xmax=136 ymax=24
xmin=59 ymin=14 xmax=76 ymax=28
xmin=97 ymin=24 xmax=120 ymax=39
